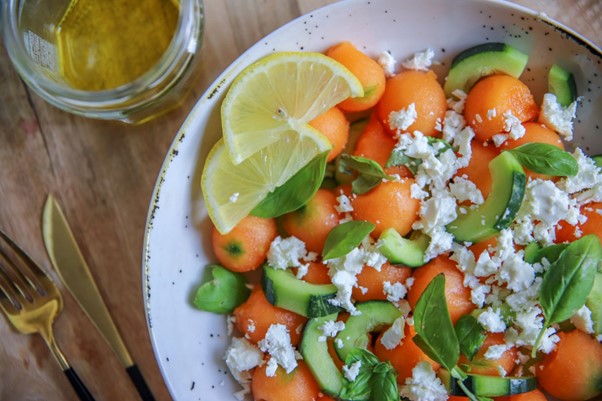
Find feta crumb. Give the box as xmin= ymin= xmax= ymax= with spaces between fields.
xmin=224 ymin=337 xmax=264 ymax=398
xmin=487 ymin=108 xmax=497 ymax=120
xmin=381 ymin=317 xmax=406 ymax=350
xmin=401 ymin=48 xmax=435 ymax=71
xmin=383 ymin=281 xmax=408 ymax=302
xmin=267 ymin=236 xmax=316 ymax=277
xmin=377 ymin=51 xmax=397 ymax=77
xmin=570 ymin=304 xmax=595 ymax=334
xmin=449 ymin=176 xmax=484 ymax=205
xmin=399 ymin=361 xmax=448 ymax=401
xmin=343 ymin=360 xmax=362 ymax=381
xmin=484 ymin=344 xmax=511 ymax=360
xmin=389 ymin=103 xmax=417 ymax=131
xmin=318 ymin=320 xmax=346 ymax=342
xmin=336 ymin=193 xmax=354 ymax=213
xmin=258 ymin=324 xmax=298 ymax=376
xmin=247 ymin=319 xmax=256 ymax=333
xmin=335 ymin=338 xmax=344 ymax=349
xmin=492 ymin=133 xmax=509 ymax=147
xmin=477 ymin=307 xmax=507 ymax=333
xmin=503 ymin=111 xmax=526 ymax=140
xmin=539 ymin=93 xmax=578 ymax=141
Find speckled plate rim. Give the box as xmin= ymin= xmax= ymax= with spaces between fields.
xmin=142 ymin=0 xmax=602 ymax=400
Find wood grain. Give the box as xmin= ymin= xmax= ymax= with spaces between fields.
xmin=0 ymin=1 xmax=599 ymax=401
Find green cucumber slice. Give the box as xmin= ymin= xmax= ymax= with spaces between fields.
xmin=300 ymin=314 xmax=344 ymax=396
xmin=262 ymin=265 xmax=341 ymax=317
xmin=334 ymin=301 xmax=402 ymax=361
xmin=439 ymin=369 xmax=536 ymax=397
xmin=444 ymin=42 xmax=528 ymax=96
xmin=447 ymin=151 xmax=526 ymax=243
xmin=378 ymin=228 xmax=428 ymax=267
xmin=592 ymin=155 xmax=602 ymax=169
xmin=548 ymin=64 xmax=577 ymax=107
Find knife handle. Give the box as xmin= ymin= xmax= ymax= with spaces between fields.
xmin=64 ymin=367 xmax=96 ymax=401
xmin=126 ymin=364 xmax=156 ymax=401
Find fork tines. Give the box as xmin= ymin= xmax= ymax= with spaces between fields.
xmin=0 ymin=230 xmax=48 ymax=310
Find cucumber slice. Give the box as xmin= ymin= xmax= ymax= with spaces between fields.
xmin=548 ymin=64 xmax=577 ymax=107
xmin=378 ymin=228 xmax=428 ymax=267
xmin=592 ymin=155 xmax=602 ymax=169
xmin=447 ymin=151 xmax=526 ymax=243
xmin=444 ymin=43 xmax=528 ymax=96
xmin=300 ymin=314 xmax=344 ymax=396
xmin=334 ymin=301 xmax=402 ymax=361
xmin=262 ymin=265 xmax=342 ymax=317
xmin=439 ymin=369 xmax=536 ymax=397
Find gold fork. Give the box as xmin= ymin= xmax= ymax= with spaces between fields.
xmin=0 ymin=229 xmax=95 ymax=401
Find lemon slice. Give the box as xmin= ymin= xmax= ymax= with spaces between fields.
xmin=221 ymin=52 xmax=364 ymax=164
xmin=202 ymin=128 xmax=331 ymax=234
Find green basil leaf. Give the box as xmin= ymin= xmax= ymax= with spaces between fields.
xmin=508 ymin=143 xmax=578 ymax=177
xmin=251 ymin=151 xmax=328 ymax=218
xmin=339 ymin=348 xmax=380 ymax=401
xmin=540 ymin=234 xmax=601 ymax=324
xmin=369 ymin=362 xmax=398 ymax=401
xmin=322 ymin=220 xmax=375 ymax=260
xmin=454 ymin=315 xmax=487 ymax=361
xmin=412 ymin=273 xmax=460 ymax=371
xmin=338 ymin=154 xmax=391 ymax=194
xmin=525 ymin=243 xmax=568 ymax=265
xmin=193 ymin=265 xmax=251 ymax=314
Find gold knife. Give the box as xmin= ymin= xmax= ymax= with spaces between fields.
xmin=42 ymin=194 xmax=156 ymax=401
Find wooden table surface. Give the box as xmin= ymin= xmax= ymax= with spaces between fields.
xmin=0 ymin=0 xmax=600 ymax=400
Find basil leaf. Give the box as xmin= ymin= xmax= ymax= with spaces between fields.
xmin=339 ymin=348 xmax=380 ymax=401
xmin=454 ymin=315 xmax=486 ymax=361
xmin=524 ymin=243 xmax=568 ymax=265
xmin=508 ymin=143 xmax=578 ymax=177
xmin=338 ymin=154 xmax=392 ymax=194
xmin=322 ymin=220 xmax=375 ymax=260
xmin=369 ymin=362 xmax=398 ymax=401
xmin=193 ymin=265 xmax=251 ymax=314
xmin=251 ymin=152 xmax=328 ymax=218
xmin=412 ymin=273 xmax=460 ymax=371
xmin=540 ymin=234 xmax=601 ymax=324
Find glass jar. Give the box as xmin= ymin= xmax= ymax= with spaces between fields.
xmin=1 ymin=0 xmax=204 ymax=124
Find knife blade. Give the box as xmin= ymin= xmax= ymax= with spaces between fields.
xmin=42 ymin=194 xmax=156 ymax=401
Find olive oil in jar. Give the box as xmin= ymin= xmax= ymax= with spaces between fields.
xmin=56 ymin=0 xmax=180 ymax=91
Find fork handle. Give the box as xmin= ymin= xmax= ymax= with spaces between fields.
xmin=126 ymin=364 xmax=156 ymax=401
xmin=64 ymin=367 xmax=96 ymax=401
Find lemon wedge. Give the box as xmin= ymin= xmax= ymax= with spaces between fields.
xmin=202 ymin=128 xmax=331 ymax=234
xmin=221 ymin=51 xmax=364 ymax=164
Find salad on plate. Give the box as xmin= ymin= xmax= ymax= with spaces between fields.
xmin=193 ymin=39 xmax=602 ymax=401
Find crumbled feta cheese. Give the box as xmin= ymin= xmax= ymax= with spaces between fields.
xmin=492 ymin=133 xmax=509 ymax=147
xmin=401 ymin=48 xmax=435 ymax=71
xmin=335 ymin=338 xmax=344 ymax=349
xmin=559 ymin=148 xmax=602 ymax=195
xmin=478 ymin=307 xmax=507 ymax=333
xmin=343 ymin=360 xmax=362 ymax=381
xmin=484 ymin=344 xmax=511 ymax=360
xmin=487 ymin=108 xmax=497 ymax=120
xmin=570 ymin=304 xmax=595 ymax=334
xmin=336 ymin=193 xmax=354 ymax=213
xmin=449 ymin=176 xmax=484 ymax=205
xmin=318 ymin=320 xmax=346 ymax=342
xmin=247 ymin=319 xmax=256 ymax=333
xmin=442 ymin=110 xmax=467 ymax=142
xmin=539 ymin=93 xmax=578 ymax=140
xmin=389 ymin=103 xmax=417 ymax=132
xmin=224 ymin=337 xmax=264 ymax=399
xmin=258 ymin=324 xmax=298 ymax=376
xmin=399 ymin=361 xmax=448 ymax=401
xmin=381 ymin=317 xmax=406 ymax=350
xmin=383 ymin=281 xmax=408 ymax=303
xmin=377 ymin=51 xmax=397 ymax=77
xmin=267 ymin=236 xmax=317 ymax=278
xmin=503 ymin=111 xmax=526 ymax=140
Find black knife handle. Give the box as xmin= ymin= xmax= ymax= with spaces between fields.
xmin=64 ymin=367 xmax=96 ymax=401
xmin=127 ymin=364 xmax=156 ymax=401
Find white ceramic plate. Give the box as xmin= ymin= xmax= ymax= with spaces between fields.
xmin=143 ymin=1 xmax=602 ymax=400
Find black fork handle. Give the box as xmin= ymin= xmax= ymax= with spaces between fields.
xmin=64 ymin=367 xmax=96 ymax=401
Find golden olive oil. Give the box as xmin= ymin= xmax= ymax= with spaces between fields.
xmin=56 ymin=0 xmax=179 ymax=91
